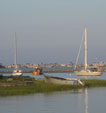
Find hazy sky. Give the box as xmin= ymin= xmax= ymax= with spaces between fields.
xmin=0 ymin=0 xmax=106 ymax=64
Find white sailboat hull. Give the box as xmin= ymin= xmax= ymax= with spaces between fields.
xmin=12 ymin=73 xmax=22 ymax=76
xmin=75 ymin=70 xmax=102 ymax=76
xmin=12 ymin=70 xmax=23 ymax=76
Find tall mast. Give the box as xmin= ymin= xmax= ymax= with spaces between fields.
xmin=14 ymin=32 xmax=17 ymax=69
xmin=84 ymin=27 xmax=87 ymax=70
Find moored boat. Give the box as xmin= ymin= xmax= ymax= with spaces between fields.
xmin=32 ymin=67 xmax=42 ymax=75
xmin=75 ymin=69 xmax=102 ymax=76
xmin=44 ymin=75 xmax=84 ymax=86
xmin=12 ymin=33 xmax=22 ymax=76
xmin=12 ymin=69 xmax=23 ymax=76
xmin=75 ymin=27 xmax=102 ymax=76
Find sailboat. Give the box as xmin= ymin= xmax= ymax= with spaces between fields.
xmin=12 ymin=33 xmax=23 ymax=76
xmin=75 ymin=27 xmax=102 ymax=76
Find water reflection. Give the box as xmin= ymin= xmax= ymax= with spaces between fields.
xmin=85 ymin=88 xmax=88 ymax=113
xmin=0 ymin=88 xmax=106 ymax=113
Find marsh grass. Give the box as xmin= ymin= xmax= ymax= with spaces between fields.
xmin=84 ymin=79 xmax=106 ymax=87
xmin=0 ymin=77 xmax=106 ymax=96
xmin=0 ymin=81 xmax=82 ymax=96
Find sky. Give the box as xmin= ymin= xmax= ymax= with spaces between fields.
xmin=0 ymin=0 xmax=106 ymax=65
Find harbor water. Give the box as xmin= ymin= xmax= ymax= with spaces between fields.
xmin=0 ymin=87 xmax=106 ymax=113
xmin=0 ymin=70 xmax=106 ymax=113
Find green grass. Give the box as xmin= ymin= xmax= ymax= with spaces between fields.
xmin=0 ymin=81 xmax=82 ymax=96
xmin=1 ymin=77 xmax=106 ymax=96
xmin=84 ymin=79 xmax=106 ymax=87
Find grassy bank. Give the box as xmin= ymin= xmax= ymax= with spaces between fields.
xmin=0 ymin=80 xmax=82 ymax=96
xmin=84 ymin=79 xmax=106 ymax=87
xmin=0 ymin=77 xmax=106 ymax=96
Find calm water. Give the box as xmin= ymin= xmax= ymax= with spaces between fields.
xmin=0 ymin=88 xmax=106 ymax=113
xmin=45 ymin=72 xmax=106 ymax=80
xmin=1 ymin=69 xmax=106 ymax=113
xmin=1 ymin=67 xmax=106 ymax=80
xmin=2 ymin=67 xmax=106 ymax=80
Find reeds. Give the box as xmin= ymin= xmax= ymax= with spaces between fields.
xmin=0 ymin=77 xmax=106 ymax=96
xmin=84 ymin=79 xmax=106 ymax=87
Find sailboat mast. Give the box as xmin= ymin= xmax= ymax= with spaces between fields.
xmin=14 ymin=32 xmax=17 ymax=69
xmin=84 ymin=27 xmax=87 ymax=71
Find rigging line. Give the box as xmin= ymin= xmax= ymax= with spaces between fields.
xmin=74 ymin=31 xmax=84 ymax=70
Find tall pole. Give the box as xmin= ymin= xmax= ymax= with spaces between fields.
xmin=14 ymin=32 xmax=17 ymax=69
xmin=84 ymin=27 xmax=87 ymax=71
